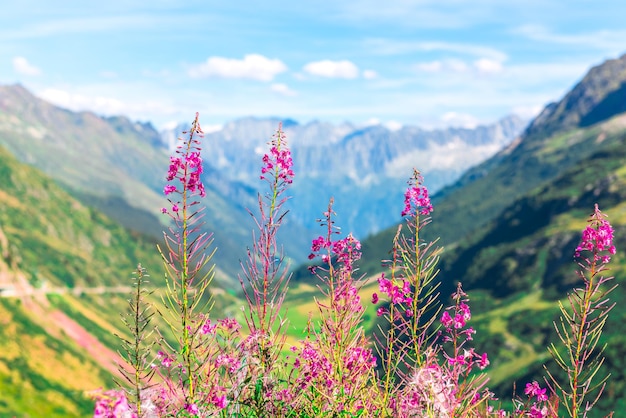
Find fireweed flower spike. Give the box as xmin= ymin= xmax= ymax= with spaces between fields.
xmin=237 ymin=123 xmax=297 ymax=414
xmin=296 ymin=199 xmax=378 ymax=415
xmin=373 ymin=170 xmax=494 ymax=416
xmin=546 ymin=204 xmax=617 ymax=417
xmin=241 ymin=123 xmax=294 ymax=336
xmin=157 ymin=113 xmax=218 ymax=412
xmin=401 ymin=169 xmax=433 ymax=218
xmin=372 ymin=170 xmax=443 ymax=413
xmin=115 ymin=264 xmax=156 ymax=417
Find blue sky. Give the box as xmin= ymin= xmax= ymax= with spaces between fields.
xmin=2 ymin=1 xmax=625 ymax=130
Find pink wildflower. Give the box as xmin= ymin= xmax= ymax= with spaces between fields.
xmin=441 ymin=310 xmax=453 ymax=328
xmin=525 ymin=381 xmax=548 ymax=402
xmin=218 ymin=317 xmax=240 ymax=331
xmin=93 ymin=390 xmax=136 ymax=418
xmin=213 ymin=394 xmax=227 ymax=409
xmin=260 ymin=124 xmax=294 ymax=184
xmin=163 ymin=184 xmax=177 ymax=195
xmin=401 ymin=184 xmax=433 ymax=217
xmin=478 ymin=352 xmax=490 ymax=370
xmin=201 ymin=319 xmax=216 ymax=335
xmin=157 ymin=351 xmax=173 ymax=368
xmin=371 ymin=292 xmax=379 ymax=304
xmin=575 ymin=204 xmax=616 ymax=263
xmin=185 ymin=403 xmax=199 ymax=415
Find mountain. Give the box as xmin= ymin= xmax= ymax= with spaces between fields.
xmin=358 ymin=53 xmax=626 ymax=415
xmin=0 ymin=84 xmax=273 ymax=283
xmin=360 ymin=53 xmax=626 ymax=273
xmin=0 ymin=144 xmax=166 ymax=417
xmin=163 ymin=114 xmax=526 ymax=239
xmin=440 ymin=113 xmax=626 ymax=416
xmin=525 ymin=53 xmax=626 ymax=137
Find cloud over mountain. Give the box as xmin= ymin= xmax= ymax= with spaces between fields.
xmin=12 ymin=56 xmax=41 ymax=76
xmin=188 ymin=54 xmax=287 ymax=81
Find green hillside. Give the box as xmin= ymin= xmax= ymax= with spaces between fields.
xmin=354 ymin=54 xmax=626 ymax=415
xmin=0 ymin=144 xmax=168 ymax=416
xmin=442 ymin=120 xmax=626 ymax=415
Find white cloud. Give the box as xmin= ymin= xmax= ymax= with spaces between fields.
xmin=511 ymin=104 xmax=543 ymax=120
xmin=39 ymin=88 xmax=124 ymax=113
xmin=188 ymin=54 xmax=287 ymax=81
xmin=440 ymin=112 xmax=479 ymax=129
xmin=415 ymin=61 xmax=443 ymax=72
xmin=514 ymin=25 xmax=626 ymax=54
xmin=385 ymin=120 xmax=403 ymax=131
xmin=271 ymin=83 xmax=297 ymax=96
xmin=447 ymin=59 xmax=469 ymax=73
xmin=303 ymin=59 xmax=360 ymax=79
xmin=415 ymin=57 xmax=505 ymax=75
xmin=203 ymin=124 xmax=224 ymax=134
xmin=37 ymin=88 xmax=177 ymax=120
xmin=362 ymin=118 xmax=402 ymax=131
xmin=366 ymin=38 xmax=508 ymax=62
xmin=364 ymin=117 xmax=381 ymax=126
xmin=415 ymin=59 xmax=469 ymax=73
xmin=13 ymin=56 xmax=41 ymax=76
xmin=474 ymin=58 xmax=503 ymax=74
xmin=362 ymin=69 xmax=378 ymax=79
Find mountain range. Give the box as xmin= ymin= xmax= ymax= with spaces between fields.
xmin=0 ymin=83 xmax=525 ymax=284
xmin=163 ymin=113 xmax=526 ymax=239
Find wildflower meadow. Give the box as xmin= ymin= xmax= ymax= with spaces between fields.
xmin=93 ymin=113 xmax=617 ymax=417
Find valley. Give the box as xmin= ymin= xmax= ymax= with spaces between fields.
xmin=1 ymin=53 xmax=626 ymax=416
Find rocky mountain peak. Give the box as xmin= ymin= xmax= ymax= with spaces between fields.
xmin=526 ymin=53 xmax=626 ymax=138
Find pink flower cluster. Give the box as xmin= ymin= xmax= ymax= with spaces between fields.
xmin=293 ymin=341 xmax=376 ymax=405
xmin=440 ymin=302 xmax=471 ymax=330
xmin=439 ymin=286 xmax=477 ymax=344
xmin=308 ymin=234 xmax=362 ymax=270
xmin=218 ymin=317 xmax=241 ymax=332
xmin=516 ymin=381 xmax=550 ymax=417
xmin=164 ymin=152 xmax=206 ymax=198
xmin=446 ymin=347 xmax=490 ymax=370
xmin=401 ymin=185 xmax=433 ymax=217
xmin=525 ymin=381 xmax=548 ymax=402
xmin=260 ymin=127 xmax=294 ymax=184
xmin=343 ymin=346 xmax=377 ymax=374
xmin=374 ymin=273 xmax=413 ymax=314
xmin=210 ymin=388 xmax=228 ymax=409
xmin=184 ymin=403 xmax=199 ymax=415
xmin=293 ymin=341 xmax=334 ymax=389
xmin=575 ymin=204 xmax=616 ymax=264
xmin=161 ymin=120 xmax=207 ymax=214
xmin=156 ymin=350 xmax=174 ymax=368
xmin=215 ymin=354 xmax=241 ymax=373
xmin=93 ymin=390 xmax=136 ymax=418
xmin=334 ymin=284 xmax=365 ymax=316
xmin=201 ymin=318 xmax=217 ymax=335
